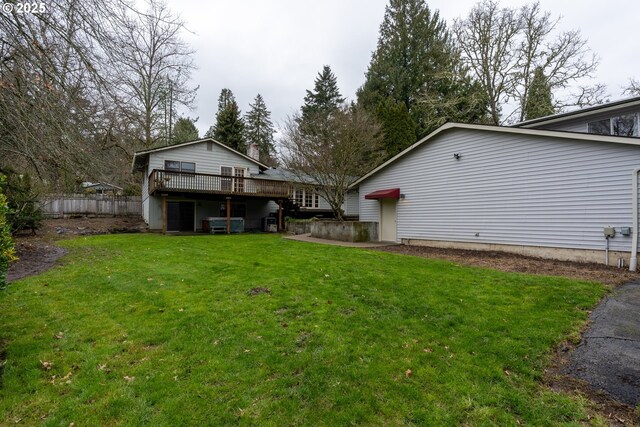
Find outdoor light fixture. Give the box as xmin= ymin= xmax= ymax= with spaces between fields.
xmin=453 ymin=153 xmax=462 ymax=160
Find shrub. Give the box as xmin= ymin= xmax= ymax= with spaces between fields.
xmin=2 ymin=170 xmax=43 ymax=234
xmin=0 ymin=177 xmax=17 ymax=287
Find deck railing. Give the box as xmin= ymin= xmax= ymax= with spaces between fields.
xmin=149 ymin=169 xmax=293 ymax=198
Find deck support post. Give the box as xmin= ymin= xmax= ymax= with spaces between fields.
xmin=226 ymin=197 xmax=231 ymax=235
xmin=161 ymin=193 xmax=168 ymax=235
xmin=278 ymin=199 xmax=283 ymax=232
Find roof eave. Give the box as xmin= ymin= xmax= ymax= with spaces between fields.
xmin=514 ymin=96 xmax=640 ymax=128
xmin=131 ymin=138 xmax=270 ymax=171
xmin=350 ymin=122 xmax=640 ymax=188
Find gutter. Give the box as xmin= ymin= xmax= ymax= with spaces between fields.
xmin=630 ymin=167 xmax=640 ymax=271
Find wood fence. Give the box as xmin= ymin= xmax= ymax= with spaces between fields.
xmin=40 ymin=194 xmax=142 ymax=218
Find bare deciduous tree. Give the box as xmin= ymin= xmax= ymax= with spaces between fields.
xmin=623 ymin=78 xmax=640 ymax=97
xmin=454 ymin=0 xmax=604 ymax=124
xmin=0 ymin=0 xmax=196 ymax=190
xmin=280 ymin=106 xmax=384 ymax=220
xmin=110 ymin=0 xmax=197 ymax=148
xmin=0 ymin=1 xmax=120 ymax=186
xmin=453 ymin=0 xmax=520 ymax=125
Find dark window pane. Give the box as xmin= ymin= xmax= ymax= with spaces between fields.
xmin=221 ymin=167 xmax=232 ymax=191
xmin=588 ymin=119 xmax=611 ymax=135
xmin=613 ymin=114 xmax=637 ymax=136
xmin=181 ymin=162 xmax=196 ymax=173
xmin=165 ymin=160 xmax=181 ymax=171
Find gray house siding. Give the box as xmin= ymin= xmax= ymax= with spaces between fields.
xmin=296 ymin=191 xmax=359 ymax=216
xmin=359 ymin=128 xmax=640 ymax=252
xmin=148 ymin=194 xmax=163 ymax=230
xmin=148 ymin=142 xmax=259 ymax=176
xmin=141 ymin=141 xmax=279 ymax=231
xmin=528 ymin=105 xmax=640 ymax=134
xmin=345 ymin=190 xmax=359 ymax=217
xmin=142 ymin=167 xmax=150 ymax=223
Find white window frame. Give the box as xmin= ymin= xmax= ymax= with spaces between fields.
xmin=220 ymin=166 xmax=246 ymax=177
xmin=294 ymin=188 xmax=320 ymax=208
xmin=220 ymin=166 xmax=247 ymax=193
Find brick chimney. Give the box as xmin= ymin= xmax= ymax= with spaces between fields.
xmin=247 ymin=143 xmax=260 ymax=161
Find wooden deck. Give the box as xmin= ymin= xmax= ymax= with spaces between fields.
xmin=148 ymin=169 xmax=293 ymax=198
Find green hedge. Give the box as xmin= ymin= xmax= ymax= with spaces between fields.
xmin=0 ymin=178 xmax=17 ymax=287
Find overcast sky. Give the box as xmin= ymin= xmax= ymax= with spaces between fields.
xmin=165 ymin=0 xmax=640 ymax=137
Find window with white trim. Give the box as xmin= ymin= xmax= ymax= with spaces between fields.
xmin=293 ymin=189 xmax=319 ymax=208
xmin=221 ymin=166 xmax=247 ymax=192
xmin=588 ymin=113 xmax=639 ymax=137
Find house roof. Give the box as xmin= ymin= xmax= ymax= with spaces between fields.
xmin=131 ymin=137 xmax=269 ymax=172
xmin=82 ymin=182 xmax=123 ymax=190
xmin=512 ymin=96 xmax=640 ymax=128
xmin=350 ymin=122 xmax=640 ymax=188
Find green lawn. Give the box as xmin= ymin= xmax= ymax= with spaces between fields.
xmin=0 ymin=234 xmax=607 ymax=425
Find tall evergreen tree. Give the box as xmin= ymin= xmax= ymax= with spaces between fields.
xmin=171 ymin=117 xmax=199 ymax=144
xmin=375 ymin=99 xmax=416 ymax=158
xmin=209 ymin=89 xmax=245 ymax=152
xmin=523 ymin=67 xmax=554 ymax=120
xmin=298 ymin=65 xmax=345 ymax=138
xmin=301 ymin=66 xmax=345 ymax=120
xmin=244 ymin=94 xmax=277 ymax=166
xmin=358 ymin=0 xmax=486 ymax=153
xmin=217 ymin=88 xmax=235 ymax=111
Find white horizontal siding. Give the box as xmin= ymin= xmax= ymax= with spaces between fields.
xmin=148 ymin=141 xmax=259 ymax=176
xmin=359 ymin=128 xmax=640 ymax=250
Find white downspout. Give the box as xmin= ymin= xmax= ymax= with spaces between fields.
xmin=629 ymin=167 xmax=640 ymax=271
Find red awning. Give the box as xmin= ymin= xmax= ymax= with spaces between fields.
xmin=364 ymin=188 xmax=400 ymax=200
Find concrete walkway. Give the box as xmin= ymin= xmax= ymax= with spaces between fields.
xmin=284 ymin=233 xmax=397 ymax=248
xmin=566 ymin=280 xmax=640 ymax=405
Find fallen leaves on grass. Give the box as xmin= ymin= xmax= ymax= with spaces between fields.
xmin=405 ymin=369 xmax=412 ymax=379
xmin=123 ymin=375 xmax=135 ymax=382
xmin=50 ymin=371 xmax=73 ymax=385
xmin=40 ymin=360 xmax=52 ymax=371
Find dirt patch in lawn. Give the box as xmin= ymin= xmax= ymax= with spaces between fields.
xmin=7 ymin=217 xmax=146 ymax=282
xmin=375 ymin=245 xmax=640 ymax=286
xmin=22 ymin=216 xmax=147 ymax=241
xmin=7 ymin=241 xmax=68 ymax=282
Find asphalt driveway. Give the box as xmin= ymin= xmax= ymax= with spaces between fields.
xmin=566 ymin=280 xmax=640 ymax=406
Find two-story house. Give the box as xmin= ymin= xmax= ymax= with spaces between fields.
xmin=351 ymin=96 xmax=640 ymax=269
xmin=132 ymin=138 xmax=359 ymax=233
